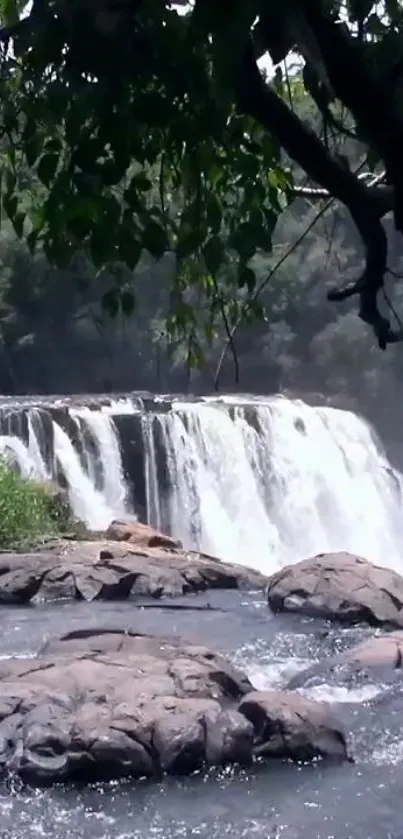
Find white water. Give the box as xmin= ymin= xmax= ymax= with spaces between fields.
xmin=0 ymin=394 xmax=402 ymax=575
xmin=71 ymin=407 xmax=129 ymax=519
xmin=27 ymin=410 xmax=49 ymax=479
xmin=0 ymin=435 xmax=39 ymax=477
xmin=52 ymin=421 xmax=114 ymax=529
xmin=142 ymin=413 xmax=162 ymax=529
xmin=153 ymin=397 xmax=403 ymax=573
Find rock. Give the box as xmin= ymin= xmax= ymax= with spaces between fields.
xmin=0 ymin=628 xmax=255 ymax=783
xmin=267 ymin=552 xmax=403 ymax=628
xmin=288 ymin=631 xmax=403 ymax=691
xmin=0 ymin=628 xmax=350 ymax=784
xmin=106 ymin=520 xmax=182 ymax=550
xmin=0 ymin=539 xmax=266 ymax=604
xmin=239 ymin=689 xmax=348 ymax=763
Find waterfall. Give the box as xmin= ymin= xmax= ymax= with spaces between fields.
xmin=0 ymin=435 xmax=39 ymax=477
xmin=0 ymin=393 xmax=401 ymax=575
xmin=71 ymin=407 xmax=129 ymax=520
xmin=153 ymin=397 xmax=403 ymax=573
xmin=156 ymin=405 xmax=282 ymax=566
xmin=142 ymin=413 xmax=162 ymax=529
xmin=52 ymin=421 xmax=114 ymax=529
xmin=26 ymin=410 xmax=49 ymax=479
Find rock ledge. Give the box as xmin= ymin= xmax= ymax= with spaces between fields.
xmin=267 ymin=552 xmax=403 ymax=627
xmin=0 ymin=539 xmax=265 ymax=604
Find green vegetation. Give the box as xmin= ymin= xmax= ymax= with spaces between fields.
xmin=0 ymin=0 xmax=401 ymax=365
xmin=0 ymin=460 xmax=59 ymax=548
xmin=0 ymin=0 xmax=400 ymax=448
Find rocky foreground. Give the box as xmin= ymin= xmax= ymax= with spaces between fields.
xmin=0 ymin=521 xmax=265 ymax=604
xmin=2 ymin=524 xmax=403 ymax=786
xmin=0 ymin=628 xmax=349 ymax=784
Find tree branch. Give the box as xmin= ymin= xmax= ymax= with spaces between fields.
xmin=235 ymin=42 xmax=403 ymax=349
xmin=302 ymin=2 xmax=403 ymax=234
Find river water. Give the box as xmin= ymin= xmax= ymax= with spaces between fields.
xmin=1 ymin=591 xmax=402 ymax=839
xmin=0 ymin=391 xmax=403 ymax=835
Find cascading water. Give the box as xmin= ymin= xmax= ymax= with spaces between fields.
xmin=157 ymin=404 xmax=282 ymax=566
xmin=0 ymin=393 xmax=401 ymax=574
xmin=71 ymin=407 xmax=129 ymax=521
xmin=52 ymin=421 xmax=114 ymax=528
xmin=152 ymin=397 xmax=403 ymax=573
xmin=26 ymin=410 xmax=49 ymax=479
xmin=0 ymin=434 xmax=39 ymax=477
xmin=142 ymin=413 xmax=162 ymax=529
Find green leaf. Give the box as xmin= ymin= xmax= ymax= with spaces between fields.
xmin=1 ymin=0 xmax=20 ymax=26
xmin=121 ymin=289 xmax=136 ymax=315
xmin=237 ymin=151 xmax=260 ymax=179
xmin=206 ymin=193 xmax=222 ymax=233
xmin=37 ymin=153 xmax=59 ymax=187
xmin=102 ymin=288 xmax=120 ymax=318
xmin=90 ymin=226 xmax=113 ymax=267
xmin=132 ymin=173 xmax=153 ymax=192
xmin=229 ymin=223 xmax=257 ymax=261
xmin=237 ymin=265 xmax=256 ymax=292
xmin=142 ymin=220 xmax=168 ymax=259
xmin=118 ymin=228 xmax=142 ymax=270
xmin=26 ymin=229 xmax=39 ymax=254
xmin=12 ymin=211 xmax=25 ymax=238
xmin=247 ymin=298 xmax=266 ymax=321
xmin=203 ymin=236 xmax=225 ymax=276
xmin=5 ymin=169 xmax=16 ymax=194
xmin=3 ymin=192 xmax=17 ymax=222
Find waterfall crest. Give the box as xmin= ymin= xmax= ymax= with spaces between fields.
xmin=0 ymin=393 xmax=401 ymax=574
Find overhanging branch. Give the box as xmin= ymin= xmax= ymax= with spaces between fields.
xmin=235 ymin=42 xmax=403 ymax=349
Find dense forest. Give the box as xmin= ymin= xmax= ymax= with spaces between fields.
xmin=0 ymin=1 xmax=402 ymax=440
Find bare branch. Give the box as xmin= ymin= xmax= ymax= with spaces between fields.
xmin=290 ymin=171 xmax=394 ymax=218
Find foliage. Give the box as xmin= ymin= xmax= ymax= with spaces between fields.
xmin=0 ymin=0 xmax=401 ymax=363
xmin=0 ymin=459 xmax=58 ymax=547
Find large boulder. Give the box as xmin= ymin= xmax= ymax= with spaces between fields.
xmin=0 ymin=628 xmax=350 ymax=784
xmin=267 ymin=552 xmax=403 ymax=628
xmin=0 ymin=629 xmax=254 ymax=783
xmin=0 ymin=539 xmax=266 ymax=604
xmin=239 ymin=689 xmax=349 ymax=763
xmin=106 ymin=520 xmax=182 ymax=550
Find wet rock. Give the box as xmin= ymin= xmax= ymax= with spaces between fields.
xmin=106 ymin=519 xmax=182 ymax=550
xmin=288 ymin=631 xmax=403 ymax=691
xmin=239 ymin=689 xmax=349 ymax=763
xmin=0 ymin=629 xmax=254 ymax=784
xmin=267 ymin=552 xmax=403 ymax=628
xmin=0 ymin=540 xmax=266 ymax=604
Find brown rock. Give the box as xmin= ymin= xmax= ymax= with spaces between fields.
xmin=267 ymin=552 xmax=403 ymax=628
xmin=0 ymin=628 xmax=255 ymax=784
xmin=0 ymin=539 xmax=266 ymax=604
xmin=287 ymin=631 xmax=403 ymax=691
xmin=238 ymin=689 xmax=349 ymax=763
xmin=339 ymin=632 xmax=403 ymax=669
xmin=106 ymin=519 xmax=182 ymax=550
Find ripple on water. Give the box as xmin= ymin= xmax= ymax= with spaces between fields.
xmin=0 ymin=592 xmax=402 ymax=839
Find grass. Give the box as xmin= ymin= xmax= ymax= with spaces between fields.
xmin=0 ymin=459 xmax=62 ymax=549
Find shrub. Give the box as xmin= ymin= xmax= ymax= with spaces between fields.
xmin=0 ymin=459 xmax=58 ymax=549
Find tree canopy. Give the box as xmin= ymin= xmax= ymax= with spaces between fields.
xmin=0 ymin=0 xmax=402 ymax=363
